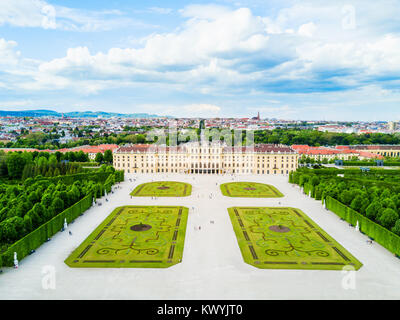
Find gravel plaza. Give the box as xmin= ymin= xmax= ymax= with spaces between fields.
xmin=0 ymin=173 xmax=399 ymax=300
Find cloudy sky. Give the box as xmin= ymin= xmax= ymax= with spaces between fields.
xmin=0 ymin=0 xmax=399 ymax=120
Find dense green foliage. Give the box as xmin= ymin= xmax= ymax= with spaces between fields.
xmin=324 ymin=196 xmax=400 ymax=257
xmin=290 ymin=168 xmax=400 ymax=233
xmin=338 ymin=160 xmax=400 ymax=166
xmin=254 ymin=129 xmax=400 ymax=147
xmin=0 ymin=126 xmax=151 ymax=150
xmin=1 ymin=194 xmax=93 ymax=267
xmin=0 ymin=166 xmax=124 ymax=263
xmin=0 ymin=150 xmax=93 ymax=181
xmin=289 ymin=168 xmax=400 ymax=256
xmin=4 ymin=126 xmax=400 ymax=150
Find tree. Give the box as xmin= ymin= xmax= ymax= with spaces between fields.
xmin=76 ymin=150 xmax=88 ymax=162
xmin=6 ymin=153 xmax=27 ymax=179
xmin=23 ymin=215 xmax=33 ymax=233
xmin=53 ymin=167 xmax=61 ymax=176
xmin=103 ymin=149 xmax=113 ymax=164
xmin=0 ymin=156 xmax=8 ymax=177
xmin=339 ymin=190 xmax=354 ymax=206
xmin=378 ymin=208 xmax=399 ymax=229
xmin=21 ymin=163 xmax=34 ymax=180
xmin=310 ymin=176 xmax=320 ymax=187
xmin=45 ymin=167 xmax=54 ymax=177
xmin=36 ymin=156 xmax=48 ymax=167
xmin=95 ymin=152 xmax=104 ymax=164
xmin=382 ymin=198 xmax=396 ymax=211
xmin=48 ymin=155 xmax=58 ymax=166
xmin=391 ymin=220 xmax=400 ymax=236
xmin=41 ymin=193 xmax=52 ymax=207
xmin=350 ymin=195 xmax=365 ymax=213
xmin=0 ymin=216 xmax=24 ymax=242
xmin=51 ymin=197 xmax=64 ymax=214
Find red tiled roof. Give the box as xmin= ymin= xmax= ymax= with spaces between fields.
xmin=358 ymin=151 xmax=384 ymax=159
xmin=223 ymin=144 xmax=295 ymax=153
xmin=58 ymin=144 xmax=119 ymax=154
xmin=115 ymin=144 xmax=186 ymax=153
xmin=0 ymin=148 xmax=39 ymax=153
xmin=115 ymin=144 xmax=295 ymax=154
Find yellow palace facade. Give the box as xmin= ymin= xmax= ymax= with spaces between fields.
xmin=113 ymin=142 xmax=298 ymax=175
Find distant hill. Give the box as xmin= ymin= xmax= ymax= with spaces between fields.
xmin=0 ymin=109 xmax=60 ymax=117
xmin=0 ymin=109 xmax=172 ymax=118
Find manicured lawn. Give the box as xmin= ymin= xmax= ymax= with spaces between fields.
xmin=131 ymin=181 xmax=192 ymax=197
xmin=220 ymin=182 xmax=283 ymax=198
xmin=65 ymin=206 xmax=189 ymax=268
xmin=228 ymin=207 xmax=362 ymax=270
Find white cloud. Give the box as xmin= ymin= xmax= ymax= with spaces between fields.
xmin=0 ymin=38 xmax=20 ymax=66
xmin=298 ymin=22 xmax=316 ymax=37
xmin=0 ymin=0 xmax=146 ymax=31
xmin=249 ymin=105 xmax=296 ymax=118
xmin=296 ymin=33 xmax=400 ymax=76
xmin=1 ymin=1 xmax=400 ymax=106
xmin=183 ymin=104 xmax=221 ymax=117
xmin=0 ymin=0 xmax=47 ymax=28
xmin=148 ymin=7 xmax=173 ymax=15
xmin=180 ymin=4 xmax=232 ymax=20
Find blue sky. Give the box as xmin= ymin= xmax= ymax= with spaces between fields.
xmin=0 ymin=0 xmax=399 ymax=120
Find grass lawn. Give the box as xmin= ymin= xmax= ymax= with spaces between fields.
xmin=228 ymin=207 xmax=362 ymax=270
xmin=220 ymin=182 xmax=283 ymax=198
xmin=65 ymin=206 xmax=189 ymax=268
xmin=131 ymin=181 xmax=192 ymax=197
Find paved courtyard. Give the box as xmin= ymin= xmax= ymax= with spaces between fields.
xmin=0 ymin=174 xmax=400 ymax=300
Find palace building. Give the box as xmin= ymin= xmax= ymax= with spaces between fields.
xmin=113 ymin=142 xmax=298 ymax=175
xmin=337 ymin=145 xmax=400 ymax=158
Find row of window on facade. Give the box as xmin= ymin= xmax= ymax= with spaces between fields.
xmin=122 ymin=168 xmax=292 ymax=174
xmin=114 ymin=155 xmax=296 ymax=161
xmin=115 ymin=162 xmax=295 ymax=169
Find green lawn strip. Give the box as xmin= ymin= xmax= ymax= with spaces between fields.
xmin=131 ymin=181 xmax=192 ymax=197
xmin=65 ymin=205 xmax=189 ymax=268
xmin=220 ymin=182 xmax=283 ymax=198
xmin=228 ymin=207 xmax=362 ymax=270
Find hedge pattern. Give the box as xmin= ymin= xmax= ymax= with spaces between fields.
xmin=325 ymin=196 xmax=400 ymax=256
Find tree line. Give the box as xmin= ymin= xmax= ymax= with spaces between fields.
xmin=253 ymin=128 xmax=400 ymax=146
xmin=290 ymin=168 xmax=400 ymax=236
xmin=0 ymin=166 xmax=117 ymax=253
xmin=4 ymin=127 xmax=400 ymax=150
xmin=0 ymin=150 xmax=92 ymax=180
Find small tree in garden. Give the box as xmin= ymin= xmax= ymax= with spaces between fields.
xmin=378 ymin=208 xmax=399 ymax=229
xmin=391 ymin=220 xmax=400 ymax=236
xmin=103 ymin=150 xmax=113 ymax=164
xmin=95 ymin=152 xmax=104 ymax=164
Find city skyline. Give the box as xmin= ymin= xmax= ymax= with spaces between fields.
xmin=0 ymin=0 xmax=399 ymax=120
